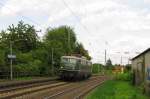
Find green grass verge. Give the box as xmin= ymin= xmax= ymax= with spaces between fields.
xmin=86 ymin=80 xmax=149 ymax=99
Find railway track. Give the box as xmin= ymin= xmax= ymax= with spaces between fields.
xmin=0 ymin=75 xmax=108 ymax=99
xmin=0 ymin=79 xmax=68 ymax=99
xmin=43 ymin=76 xmax=108 ymax=99
xmin=0 ymin=77 xmax=58 ymax=88
xmin=74 ymin=78 xmax=107 ymax=99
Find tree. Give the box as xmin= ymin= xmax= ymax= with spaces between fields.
xmin=92 ymin=63 xmax=103 ymax=73
xmin=0 ymin=21 xmax=41 ymax=77
xmin=106 ymin=59 xmax=112 ymax=66
xmin=43 ymin=26 xmax=77 ymax=74
xmin=106 ymin=59 xmax=112 ymax=69
xmin=1 ymin=21 xmax=39 ymax=53
xmin=44 ymin=26 xmax=77 ymax=55
xmin=125 ymin=64 xmax=131 ymax=73
xmin=43 ymin=25 xmax=92 ymax=74
xmin=0 ymin=22 xmax=92 ymax=77
xmin=74 ymin=43 xmax=91 ymax=60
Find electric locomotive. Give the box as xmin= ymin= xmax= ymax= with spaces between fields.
xmin=59 ymin=55 xmax=92 ymax=80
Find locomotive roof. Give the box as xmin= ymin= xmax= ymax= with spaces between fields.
xmin=61 ymin=56 xmax=91 ymax=62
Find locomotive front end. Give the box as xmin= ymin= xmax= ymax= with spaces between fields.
xmin=59 ymin=56 xmax=79 ymax=80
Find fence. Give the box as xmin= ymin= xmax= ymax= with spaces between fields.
xmin=0 ymin=72 xmax=49 ymax=79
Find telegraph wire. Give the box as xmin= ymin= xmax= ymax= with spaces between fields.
xmin=61 ymin=0 xmax=92 ymax=36
xmin=0 ymin=0 xmax=93 ymax=46
xmin=61 ymin=0 xmax=95 ymax=53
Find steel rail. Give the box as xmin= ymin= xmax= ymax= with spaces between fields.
xmin=0 ymin=82 xmax=69 ymax=99
xmin=44 ymin=76 xmax=106 ymax=99
xmin=0 ymin=77 xmax=58 ymax=89
xmin=74 ymin=79 xmax=107 ymax=99
xmin=0 ymin=80 xmax=60 ymax=93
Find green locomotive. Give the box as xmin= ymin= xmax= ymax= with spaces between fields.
xmin=59 ymin=56 xmax=92 ymax=80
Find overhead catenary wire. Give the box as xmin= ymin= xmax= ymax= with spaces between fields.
xmin=1 ymin=0 xmax=95 ymax=36
xmin=61 ymin=0 xmax=93 ymax=36
xmin=63 ymin=0 xmax=98 ymax=54
xmin=0 ymin=0 xmax=96 ymax=53
xmin=60 ymin=0 xmax=97 ymax=57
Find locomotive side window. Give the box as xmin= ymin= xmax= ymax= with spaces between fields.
xmin=69 ymin=58 xmax=76 ymax=64
xmin=84 ymin=60 xmax=86 ymax=65
xmin=62 ymin=58 xmax=68 ymax=63
xmin=86 ymin=61 xmax=89 ymax=66
xmin=87 ymin=61 xmax=89 ymax=66
xmin=61 ymin=57 xmax=77 ymax=64
xmin=78 ymin=59 xmax=81 ymax=63
xmin=81 ymin=59 xmax=84 ymax=65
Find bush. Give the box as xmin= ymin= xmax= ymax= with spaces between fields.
xmin=92 ymin=64 xmax=101 ymax=74
xmin=17 ymin=52 xmax=33 ymax=64
xmin=115 ymin=72 xmax=132 ymax=81
xmin=14 ymin=58 xmax=42 ymax=77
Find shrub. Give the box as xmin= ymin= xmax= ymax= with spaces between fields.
xmin=92 ymin=64 xmax=101 ymax=74
xmin=115 ymin=72 xmax=132 ymax=81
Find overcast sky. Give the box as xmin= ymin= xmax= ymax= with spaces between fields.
xmin=0 ymin=0 xmax=150 ymax=64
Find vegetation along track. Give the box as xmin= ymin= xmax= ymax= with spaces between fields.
xmin=0 ymin=78 xmax=68 ymax=99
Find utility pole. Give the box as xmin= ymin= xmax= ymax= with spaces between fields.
xmin=105 ymin=49 xmax=107 ymax=66
xmin=121 ymin=56 xmax=122 ymax=65
xmin=128 ymin=57 xmax=130 ymax=65
xmin=67 ymin=28 xmax=71 ymax=55
xmin=51 ymin=48 xmax=54 ymax=76
xmin=102 ymin=49 xmax=107 ymax=75
xmin=103 ymin=41 xmax=108 ymax=75
xmin=10 ymin=41 xmax=13 ymax=80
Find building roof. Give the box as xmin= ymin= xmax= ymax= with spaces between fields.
xmin=132 ymin=48 xmax=150 ymax=60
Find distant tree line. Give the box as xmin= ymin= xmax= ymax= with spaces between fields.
xmin=92 ymin=63 xmax=103 ymax=74
xmin=0 ymin=21 xmax=91 ymax=78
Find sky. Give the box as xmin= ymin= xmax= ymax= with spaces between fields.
xmin=0 ymin=0 xmax=150 ymax=64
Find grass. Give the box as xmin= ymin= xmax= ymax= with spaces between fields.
xmin=86 ymin=80 xmax=149 ymax=99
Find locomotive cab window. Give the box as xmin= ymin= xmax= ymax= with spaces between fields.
xmin=69 ymin=58 xmax=76 ymax=64
xmin=61 ymin=58 xmax=68 ymax=63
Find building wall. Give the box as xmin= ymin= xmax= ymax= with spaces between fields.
xmin=132 ymin=55 xmax=144 ymax=85
xmin=132 ymin=51 xmax=150 ymax=94
xmin=145 ymin=51 xmax=150 ymax=83
xmin=144 ymin=51 xmax=150 ymax=94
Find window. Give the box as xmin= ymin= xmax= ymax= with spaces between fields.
xmin=81 ymin=60 xmax=84 ymax=65
xmin=62 ymin=58 xmax=68 ymax=63
xmin=69 ymin=58 xmax=76 ymax=64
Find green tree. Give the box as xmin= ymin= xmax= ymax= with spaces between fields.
xmin=0 ymin=31 xmax=10 ymax=75
xmin=43 ymin=26 xmax=77 ymax=74
xmin=43 ymin=25 xmax=91 ymax=74
xmin=0 ymin=21 xmax=40 ymax=77
xmin=106 ymin=59 xmax=112 ymax=66
xmin=106 ymin=59 xmax=113 ymax=69
xmin=44 ymin=26 xmax=77 ymax=54
xmin=0 ymin=22 xmax=92 ymax=77
xmin=1 ymin=21 xmax=39 ymax=53
xmin=74 ymin=43 xmax=91 ymax=60
xmin=92 ymin=63 xmax=103 ymax=74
